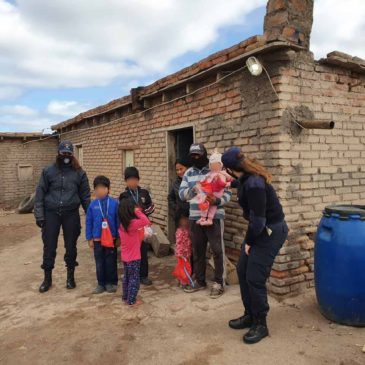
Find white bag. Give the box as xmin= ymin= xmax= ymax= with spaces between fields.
xmin=144 ymin=226 xmax=154 ymax=239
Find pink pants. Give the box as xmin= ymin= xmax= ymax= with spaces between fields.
xmin=200 ymin=191 xmax=224 ymax=219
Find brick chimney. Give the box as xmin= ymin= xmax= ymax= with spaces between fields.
xmin=264 ymin=0 xmax=314 ymax=49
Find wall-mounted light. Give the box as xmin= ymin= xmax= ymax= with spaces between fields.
xmin=246 ymin=56 xmax=263 ymax=76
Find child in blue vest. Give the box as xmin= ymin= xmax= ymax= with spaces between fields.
xmin=86 ymin=176 xmax=119 ymax=294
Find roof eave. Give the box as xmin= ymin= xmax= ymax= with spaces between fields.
xmin=51 ymin=40 xmax=304 ymax=132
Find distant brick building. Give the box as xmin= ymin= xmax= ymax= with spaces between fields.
xmin=50 ymin=0 xmax=365 ymax=296
xmin=0 ymin=133 xmax=58 ymax=208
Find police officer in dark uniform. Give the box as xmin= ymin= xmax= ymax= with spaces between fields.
xmin=119 ymin=167 xmax=155 ymax=286
xmin=34 ymin=141 xmax=91 ymax=293
xmin=222 ymin=146 xmax=288 ymax=344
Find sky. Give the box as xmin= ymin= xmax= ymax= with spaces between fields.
xmin=0 ymin=0 xmax=364 ymax=133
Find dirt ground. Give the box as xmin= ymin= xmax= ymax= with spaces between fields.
xmin=0 ymin=213 xmax=364 ymax=365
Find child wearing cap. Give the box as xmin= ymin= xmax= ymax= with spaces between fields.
xmin=193 ymin=149 xmax=233 ymax=226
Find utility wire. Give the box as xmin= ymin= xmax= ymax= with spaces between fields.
xmin=23 ymin=65 xmax=248 ymax=145
xmin=23 ymin=61 xmax=285 ymax=145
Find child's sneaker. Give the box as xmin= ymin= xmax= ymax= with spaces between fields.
xmin=128 ymin=299 xmax=143 ymax=307
xmin=210 ymin=282 xmax=224 ymax=299
xmin=183 ymin=280 xmax=207 ymax=293
xmin=92 ymin=285 xmax=105 ymax=294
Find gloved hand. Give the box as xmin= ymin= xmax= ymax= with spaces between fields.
xmin=36 ymin=219 xmax=45 ymax=228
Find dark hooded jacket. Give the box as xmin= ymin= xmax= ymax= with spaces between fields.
xmin=34 ymin=163 xmax=91 ymax=221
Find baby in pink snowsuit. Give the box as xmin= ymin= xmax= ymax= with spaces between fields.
xmin=196 ymin=150 xmax=233 ymax=226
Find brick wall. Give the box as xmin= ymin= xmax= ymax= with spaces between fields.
xmin=264 ymin=0 xmax=314 ymax=48
xmin=53 ymin=0 xmax=365 ymax=296
xmin=58 ymin=50 xmax=283 ymax=239
xmin=267 ymin=50 xmax=365 ymax=296
xmin=58 ymin=47 xmax=365 ymax=297
xmin=0 ymin=138 xmax=58 ymax=207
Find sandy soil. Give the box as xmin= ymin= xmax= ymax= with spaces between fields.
xmin=0 ymin=212 xmax=364 ymax=365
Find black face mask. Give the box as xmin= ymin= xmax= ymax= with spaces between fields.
xmin=57 ymin=155 xmax=73 ymax=165
xmin=226 ymin=168 xmax=239 ymax=180
xmin=192 ymin=155 xmax=209 ymax=169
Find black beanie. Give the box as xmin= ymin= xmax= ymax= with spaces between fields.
xmin=124 ymin=166 xmax=140 ymax=180
xmin=222 ymin=147 xmax=244 ymax=170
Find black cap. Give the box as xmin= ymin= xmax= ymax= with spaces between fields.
xmin=124 ymin=166 xmax=140 ymax=180
xmin=222 ymin=147 xmax=244 ymax=170
xmin=58 ymin=140 xmax=74 ymax=154
xmin=189 ymin=143 xmax=207 ymax=156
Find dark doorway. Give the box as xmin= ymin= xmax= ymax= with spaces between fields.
xmin=175 ymin=128 xmax=194 ymax=161
xmin=167 ymin=127 xmax=194 ymax=242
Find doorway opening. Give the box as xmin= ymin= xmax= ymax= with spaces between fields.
xmin=167 ymin=126 xmax=194 ymax=242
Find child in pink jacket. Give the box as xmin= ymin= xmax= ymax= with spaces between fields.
xmin=118 ymin=196 xmax=150 ymax=306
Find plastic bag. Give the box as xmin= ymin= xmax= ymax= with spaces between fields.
xmin=144 ymin=226 xmax=154 ymax=239
xmin=101 ymin=219 xmax=114 ymax=248
xmin=138 ymin=226 xmax=154 ymax=242
xmin=172 ymin=257 xmax=193 ymax=286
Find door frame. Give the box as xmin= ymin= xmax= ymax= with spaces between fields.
xmin=166 ymin=124 xmax=195 ymax=242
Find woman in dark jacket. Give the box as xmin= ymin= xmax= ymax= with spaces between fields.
xmin=168 ymin=159 xmax=190 ymax=224
xmin=222 ymin=147 xmax=288 ymax=345
xmin=34 ymin=141 xmax=91 ymax=293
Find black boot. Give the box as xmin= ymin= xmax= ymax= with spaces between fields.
xmin=229 ymin=312 xmax=253 ymax=329
xmin=66 ymin=268 xmax=76 ymax=289
xmin=243 ymin=317 xmax=269 ymax=344
xmin=39 ymin=270 xmax=52 ymax=293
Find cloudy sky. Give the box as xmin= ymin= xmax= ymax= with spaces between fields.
xmin=0 ymin=0 xmax=364 ymax=132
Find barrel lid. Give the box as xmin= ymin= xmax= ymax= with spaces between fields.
xmin=324 ymin=205 xmax=365 ymax=219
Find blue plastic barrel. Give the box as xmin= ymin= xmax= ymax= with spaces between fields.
xmin=315 ymin=205 xmax=365 ymax=326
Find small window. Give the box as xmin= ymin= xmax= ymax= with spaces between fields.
xmin=74 ymin=145 xmax=83 ymax=166
xmin=18 ymin=164 xmax=33 ymax=181
xmin=123 ymin=150 xmax=134 ymax=170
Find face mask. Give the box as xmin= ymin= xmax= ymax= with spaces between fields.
xmin=58 ymin=155 xmax=73 ymax=165
xmin=226 ymin=168 xmax=239 ymax=180
xmin=193 ymin=156 xmax=209 ymax=169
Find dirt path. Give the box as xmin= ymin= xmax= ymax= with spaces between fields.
xmin=0 ymin=213 xmax=364 ymax=365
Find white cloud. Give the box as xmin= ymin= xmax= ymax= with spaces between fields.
xmin=0 ymin=104 xmax=37 ymax=116
xmin=0 ymin=0 xmax=364 ymax=133
xmin=47 ymin=100 xmax=90 ymax=117
xmin=0 ymin=115 xmax=51 ymax=132
xmin=312 ymin=0 xmax=365 ymax=59
xmin=0 ymin=0 xmax=265 ymax=96
xmin=0 ymin=101 xmax=45 ymax=132
xmin=0 ymin=86 xmax=23 ymax=101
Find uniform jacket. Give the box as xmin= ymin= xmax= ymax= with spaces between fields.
xmin=34 ymin=163 xmax=91 ymax=221
xmin=237 ymin=174 xmax=285 ymax=245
